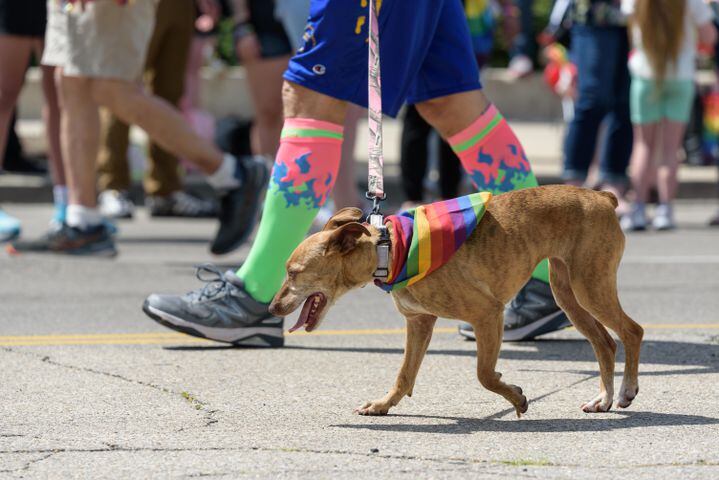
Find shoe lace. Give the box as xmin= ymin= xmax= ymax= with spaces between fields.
xmin=193 ymin=264 xmax=234 ymax=301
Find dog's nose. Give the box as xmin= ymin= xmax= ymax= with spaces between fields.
xmin=268 ymin=302 xmax=281 ymax=316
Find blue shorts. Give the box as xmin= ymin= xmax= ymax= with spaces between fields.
xmin=284 ymin=0 xmax=482 ymax=118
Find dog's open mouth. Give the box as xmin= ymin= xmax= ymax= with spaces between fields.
xmin=289 ymin=292 xmax=327 ymax=333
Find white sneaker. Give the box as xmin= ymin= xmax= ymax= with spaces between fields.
xmin=620 ymin=203 xmax=647 ymax=231
xmin=98 ymin=190 xmax=134 ymax=219
xmin=508 ymin=55 xmax=534 ymax=79
xmin=652 ymin=203 xmax=676 ymax=231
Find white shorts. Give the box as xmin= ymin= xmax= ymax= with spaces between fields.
xmin=42 ymin=0 xmax=158 ymax=82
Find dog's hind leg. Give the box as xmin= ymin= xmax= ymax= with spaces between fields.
xmin=355 ymin=313 xmax=436 ymax=416
xmin=549 ymin=258 xmax=617 ymax=413
xmin=473 ymin=305 xmax=528 ymax=418
xmin=563 ymin=256 xmax=644 ymax=410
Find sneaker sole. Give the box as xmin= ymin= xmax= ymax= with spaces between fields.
xmin=211 ymin=157 xmax=269 ymax=255
xmin=6 ymin=241 xmax=117 ymax=257
xmin=503 ymin=310 xmax=571 ymax=342
xmin=143 ymin=301 xmax=284 ymax=348
xmin=458 ymin=325 xmax=475 ymax=341
xmin=0 ymin=230 xmax=20 ymax=243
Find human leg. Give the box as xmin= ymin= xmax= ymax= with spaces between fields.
xmin=437 ymin=136 xmax=461 ymax=200
xmin=244 ymin=56 xmax=290 ymax=156
xmin=400 ymin=105 xmax=432 ymax=203
xmin=562 ymin=26 xmax=613 ymax=185
xmin=40 ymin=62 xmax=70 ymax=225
xmin=332 ymin=104 xmax=363 ymax=209
xmin=654 ymin=120 xmax=687 ymax=230
xmin=237 ymin=82 xmax=347 ymax=303
xmin=143 ymin=83 xmax=345 ymax=345
xmin=0 ymin=35 xmax=33 ymax=240
xmin=143 ymin=0 xmax=194 ymax=198
xmin=0 ymin=35 xmax=33 ymax=166
xmin=598 ymin=29 xmax=632 ymax=210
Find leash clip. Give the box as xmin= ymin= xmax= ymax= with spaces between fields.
xmin=366 ymin=191 xmax=387 ymax=216
xmin=367 ymin=195 xmax=390 ymax=280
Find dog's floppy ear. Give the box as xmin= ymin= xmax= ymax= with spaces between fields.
xmin=322 ymin=207 xmax=364 ymax=231
xmin=325 ymin=222 xmax=371 ymax=255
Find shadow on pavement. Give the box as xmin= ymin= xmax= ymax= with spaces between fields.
xmin=165 ymin=339 xmax=719 ymax=375
xmin=118 ymin=237 xmax=210 ymax=245
xmin=331 ymin=410 xmax=719 ymax=434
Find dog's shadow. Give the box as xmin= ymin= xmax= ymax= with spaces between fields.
xmin=331 ymin=410 xmax=719 ymax=434
xmin=168 ymin=338 xmax=719 ymax=377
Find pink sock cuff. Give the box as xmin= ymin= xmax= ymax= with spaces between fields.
xmin=448 ymin=104 xmax=505 ymax=153
xmin=281 ymin=118 xmax=344 ymax=143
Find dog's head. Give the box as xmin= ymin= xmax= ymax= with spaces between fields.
xmin=268 ymin=207 xmax=377 ymax=332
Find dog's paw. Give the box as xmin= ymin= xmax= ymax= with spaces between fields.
xmin=354 ymin=401 xmax=390 ymax=416
xmin=581 ymin=393 xmax=613 ymax=413
xmin=514 ymin=394 xmax=529 ymax=418
xmin=616 ymin=385 xmax=638 ymax=409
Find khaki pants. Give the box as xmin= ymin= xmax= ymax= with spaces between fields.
xmin=97 ymin=0 xmax=194 ymax=196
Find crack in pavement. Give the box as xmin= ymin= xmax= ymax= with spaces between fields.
xmin=0 ymin=452 xmax=55 ymax=475
xmin=0 ymin=445 xmax=716 ymax=471
xmin=1 ymin=347 xmax=219 ymax=428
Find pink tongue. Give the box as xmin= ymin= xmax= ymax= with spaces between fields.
xmin=288 ymin=296 xmax=314 ymax=333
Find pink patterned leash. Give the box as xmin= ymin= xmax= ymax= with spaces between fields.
xmin=367 ymin=0 xmax=386 ymax=213
xmin=366 ymin=0 xmax=391 ymax=280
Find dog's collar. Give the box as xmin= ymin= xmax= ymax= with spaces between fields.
xmin=368 ymin=213 xmax=391 ymax=280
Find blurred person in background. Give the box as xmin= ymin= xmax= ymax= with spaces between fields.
xmin=707 ymin=0 xmax=719 ymax=227
xmin=621 ymin=0 xmax=717 ymax=231
xmin=0 ymin=0 xmax=65 ymax=242
xmin=562 ymin=0 xmax=632 ymax=213
xmin=9 ymin=0 xmax=267 ymax=256
xmin=233 ymin=0 xmax=293 ymax=157
xmin=507 ymin=0 xmax=536 ymax=78
xmin=96 ymin=0 xmax=218 ymax=220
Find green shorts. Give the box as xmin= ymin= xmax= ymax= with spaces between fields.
xmin=630 ymin=76 xmax=695 ymax=124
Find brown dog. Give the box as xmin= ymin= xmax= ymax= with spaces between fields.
xmin=269 ymin=185 xmax=643 ymax=417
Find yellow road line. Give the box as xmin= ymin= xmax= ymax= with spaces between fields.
xmin=0 ymin=324 xmax=716 ymax=347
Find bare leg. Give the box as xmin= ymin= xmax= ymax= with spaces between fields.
xmin=0 ymin=35 xmax=33 ymax=167
xmin=629 ymin=123 xmax=659 ymax=203
xmin=355 ymin=314 xmax=436 ymax=415
xmin=549 ymin=258 xmax=617 ymax=412
xmin=657 ymin=119 xmax=687 ymax=204
xmin=473 ymin=305 xmax=528 ymax=417
xmin=244 ymin=56 xmax=290 ymax=156
xmin=414 ymin=89 xmax=490 ymax=138
xmin=41 ymin=64 xmax=65 ymax=186
xmin=333 ymin=104 xmax=364 ymax=209
xmin=57 ymin=75 xmax=101 ymax=207
xmin=89 ymin=78 xmax=223 ymax=175
xmin=283 ymin=81 xmax=348 ymax=123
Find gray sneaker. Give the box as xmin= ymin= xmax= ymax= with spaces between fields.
xmin=143 ymin=264 xmax=283 ymax=347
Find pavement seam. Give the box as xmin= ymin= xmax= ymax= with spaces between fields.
xmin=0 ymin=346 xmax=219 ymax=428
xmin=1 ymin=447 xmax=718 ymax=470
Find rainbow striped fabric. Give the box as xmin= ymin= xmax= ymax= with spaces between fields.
xmin=377 ymin=192 xmax=492 ymax=292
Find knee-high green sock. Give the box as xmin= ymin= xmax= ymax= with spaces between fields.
xmin=237 ymin=118 xmax=344 ymax=303
xmin=448 ymin=104 xmax=549 ymax=283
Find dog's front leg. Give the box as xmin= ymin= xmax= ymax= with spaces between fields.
xmin=474 ymin=313 xmax=528 ymax=418
xmin=355 ymin=314 xmax=437 ymax=416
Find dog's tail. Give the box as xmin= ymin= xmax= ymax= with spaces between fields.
xmin=598 ymin=191 xmax=619 ymax=209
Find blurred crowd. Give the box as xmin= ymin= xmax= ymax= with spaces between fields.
xmin=1 ymin=0 xmax=719 ymax=254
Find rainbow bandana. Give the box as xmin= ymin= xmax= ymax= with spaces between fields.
xmin=377 ymin=192 xmax=492 ymax=292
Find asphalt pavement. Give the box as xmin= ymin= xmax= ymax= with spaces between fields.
xmin=1 ymin=201 xmax=719 ymax=479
